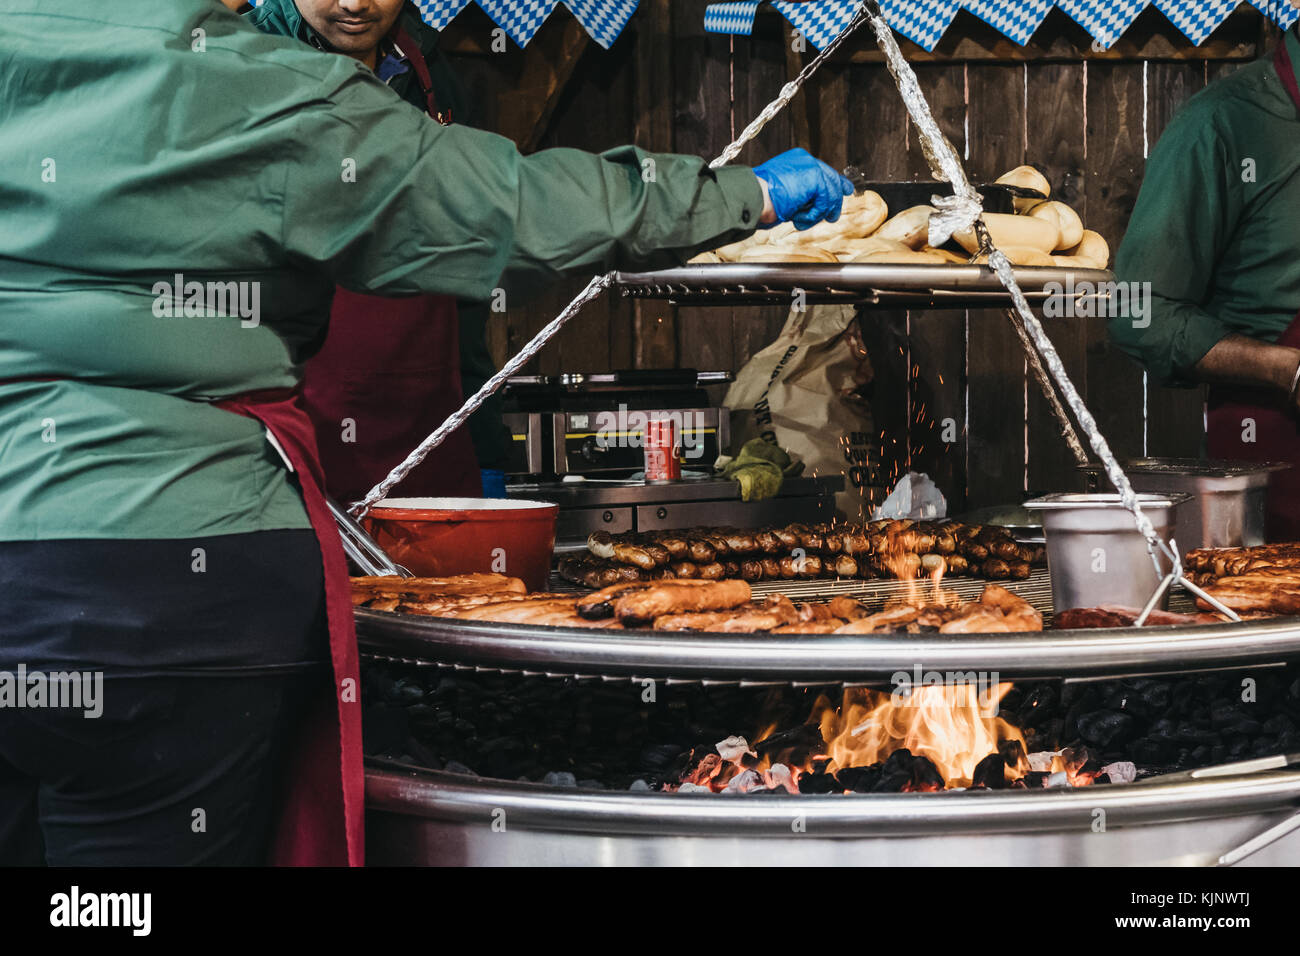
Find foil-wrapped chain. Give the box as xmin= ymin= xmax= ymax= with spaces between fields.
xmin=709 ymin=2 xmax=874 ymax=169
xmin=350 ymin=273 xmax=614 ymax=517
xmin=856 ymin=0 xmax=1239 ymax=622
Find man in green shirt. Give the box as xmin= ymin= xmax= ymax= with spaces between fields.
xmin=1111 ymin=23 xmax=1300 ymax=539
xmin=0 ymin=0 xmax=849 ymax=865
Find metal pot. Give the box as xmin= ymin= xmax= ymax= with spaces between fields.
xmin=366 ymin=764 xmax=1300 ymax=867
xmin=1082 ymin=458 xmax=1290 ymax=549
xmin=1023 ymin=493 xmax=1188 ymax=614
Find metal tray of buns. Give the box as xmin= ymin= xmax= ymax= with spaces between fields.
xmin=613 ymin=263 xmax=1116 ymax=310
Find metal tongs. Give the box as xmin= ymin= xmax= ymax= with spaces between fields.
xmin=328 ymin=498 xmax=412 ymax=578
xmin=1141 ymin=752 xmax=1300 ymax=865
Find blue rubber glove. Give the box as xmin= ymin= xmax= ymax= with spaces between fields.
xmin=753 ymin=148 xmax=855 ymax=231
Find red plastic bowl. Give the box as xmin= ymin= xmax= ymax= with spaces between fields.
xmin=361 ymin=497 xmax=558 ymax=592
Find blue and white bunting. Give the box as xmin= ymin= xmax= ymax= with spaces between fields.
xmin=704 ymin=1 xmax=1300 ymax=51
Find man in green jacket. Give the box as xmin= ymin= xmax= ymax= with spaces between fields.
xmin=243 ymin=0 xmax=511 ymax=502
xmin=1110 ymin=23 xmax=1300 ymax=539
xmin=0 ymin=0 xmax=849 ymax=865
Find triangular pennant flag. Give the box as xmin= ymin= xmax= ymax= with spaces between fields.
xmin=474 ymin=0 xmax=559 ymax=48
xmin=878 ymin=0 xmax=963 ymax=52
xmin=1055 ymin=0 xmax=1151 ymax=50
xmin=415 ymin=0 xmax=474 ymax=32
xmin=1152 ymin=0 xmax=1238 ymax=46
xmin=961 ymin=0 xmax=1053 ymax=46
xmin=772 ymin=0 xmax=863 ymax=50
xmin=564 ymin=0 xmax=640 ymax=49
xmin=704 ymin=2 xmax=763 ymax=39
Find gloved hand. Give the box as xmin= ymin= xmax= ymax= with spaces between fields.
xmin=754 ymin=148 xmax=855 ymax=231
xmin=716 ymin=438 xmax=805 ymax=502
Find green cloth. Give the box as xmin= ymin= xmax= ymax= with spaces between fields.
xmin=1110 ymin=26 xmax=1300 ymax=387
xmin=249 ymin=0 xmax=508 ymax=470
xmin=716 ymin=438 xmax=803 ymax=502
xmin=0 ymin=0 xmax=763 ymax=541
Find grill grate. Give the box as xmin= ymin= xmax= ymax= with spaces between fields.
xmin=549 ymin=567 xmax=1199 ymax=624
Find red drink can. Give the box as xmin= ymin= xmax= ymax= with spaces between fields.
xmin=644 ymin=417 xmax=681 ymax=482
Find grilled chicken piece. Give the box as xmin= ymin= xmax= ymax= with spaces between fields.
xmin=827 ymin=595 xmax=867 ymax=621
xmin=576 ymin=579 xmax=713 ymax=619
xmin=771 ymin=620 xmax=849 ymax=634
xmin=833 ymin=605 xmax=922 ymax=633
xmin=652 ymin=609 xmax=787 ymax=632
xmin=350 ymin=573 xmax=526 ymax=604
xmin=1199 ymin=575 xmax=1300 ymax=615
xmin=613 ymin=580 xmax=752 ymax=626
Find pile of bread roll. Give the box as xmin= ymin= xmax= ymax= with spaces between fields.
xmin=690 ymin=166 xmax=1109 ymax=269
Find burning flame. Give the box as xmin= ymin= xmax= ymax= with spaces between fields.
xmin=814 ymin=685 xmax=1021 ymax=788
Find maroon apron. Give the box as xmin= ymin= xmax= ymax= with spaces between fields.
xmin=213 ymin=390 xmax=364 ymax=867
xmin=301 ymin=25 xmax=480 ymax=503
xmin=1205 ymin=38 xmax=1300 ymax=542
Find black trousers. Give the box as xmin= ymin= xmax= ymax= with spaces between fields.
xmin=0 ymin=532 xmax=329 ymax=866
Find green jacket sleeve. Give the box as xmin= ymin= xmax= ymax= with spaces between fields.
xmin=281 ymin=60 xmax=762 ymax=302
xmin=1110 ymin=95 xmax=1243 ymax=387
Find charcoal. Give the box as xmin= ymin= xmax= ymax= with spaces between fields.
xmin=834 ymin=765 xmax=882 ymax=793
xmin=883 ymin=748 xmax=915 ymax=774
xmin=1076 ymin=710 xmax=1136 ymax=748
xmin=542 ymin=771 xmax=578 ymax=788
xmin=910 ymin=756 xmax=945 ymax=792
xmin=798 ymin=770 xmax=840 ymax=795
xmin=998 ymin=739 xmax=1027 ymax=770
xmin=1093 ymin=773 xmax=1111 ymax=785
xmin=1020 ymin=771 xmax=1049 ymax=788
xmin=753 ymin=723 xmax=824 ymax=763
xmin=873 ymin=769 xmax=914 ymax=793
xmin=629 ymin=779 xmax=651 ymax=791
xmin=638 ymin=743 xmax=682 ymax=771
xmin=1252 ymin=735 xmax=1280 ymax=757
xmin=972 ymin=753 xmax=1008 ymax=789
xmin=1265 ymin=714 xmax=1295 ymax=735
xmin=443 ymin=760 xmax=477 ymax=776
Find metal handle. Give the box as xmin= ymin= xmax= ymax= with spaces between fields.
xmin=329 ymin=498 xmax=411 ymax=578
xmin=1218 ymin=809 xmax=1300 ymax=866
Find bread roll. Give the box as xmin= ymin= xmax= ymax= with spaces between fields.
xmin=688 ymin=251 xmax=722 ymax=264
xmin=995 ymin=165 xmax=1051 ymax=212
xmin=921 ymin=245 xmax=969 ymax=264
xmin=1053 ymin=229 xmax=1110 ymax=269
xmin=974 ymin=245 xmax=1055 ymax=267
xmin=1026 ymin=201 xmax=1084 ymax=251
xmin=713 ymin=234 xmax=762 ymax=262
xmin=953 ymin=212 xmax=1059 ymax=255
xmin=739 ymin=245 xmax=838 ymax=264
xmin=782 ymin=190 xmax=890 ymax=248
xmin=824 ymin=236 xmax=911 ymax=261
xmin=849 ymin=248 xmax=948 ymax=265
xmin=871 ymin=205 xmax=935 ymax=249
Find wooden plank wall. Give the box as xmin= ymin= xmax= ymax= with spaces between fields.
xmin=446 ymin=6 xmax=1278 ymax=512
